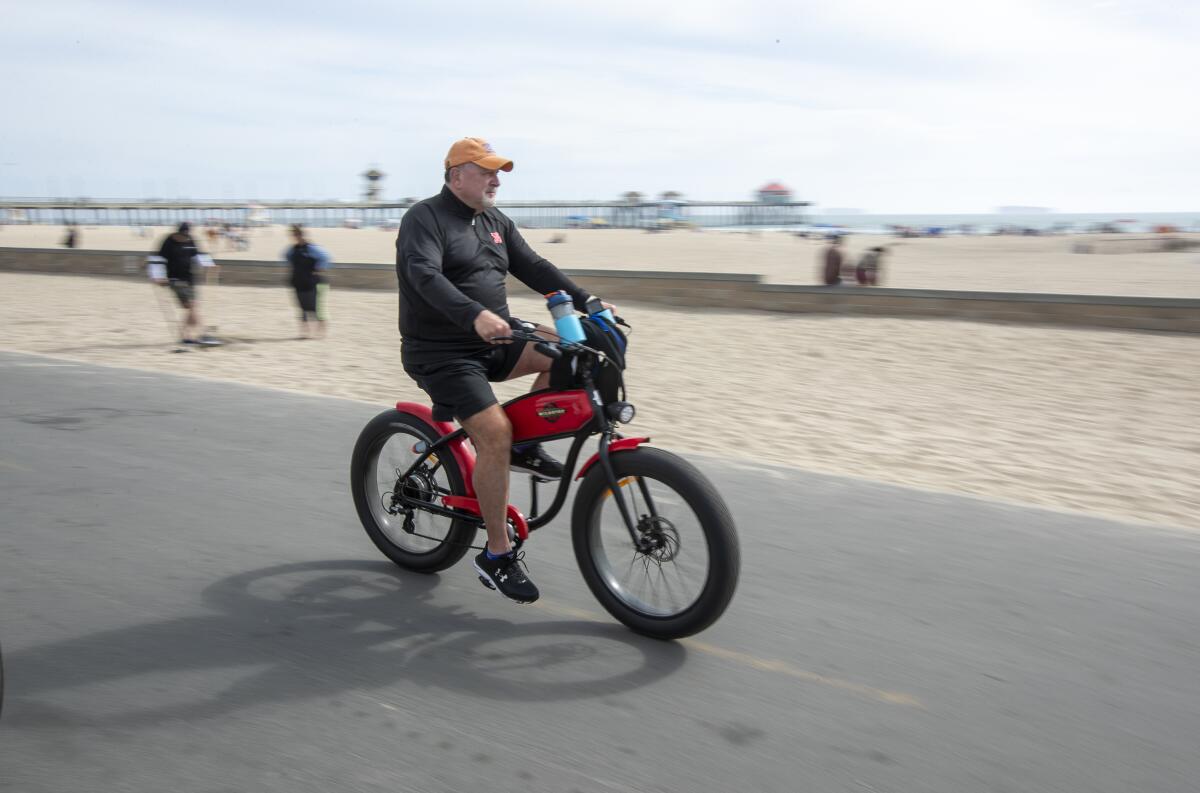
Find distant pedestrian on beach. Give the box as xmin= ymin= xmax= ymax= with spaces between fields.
xmin=61 ymin=225 xmax=78 ymax=249
xmin=820 ymin=234 xmax=844 ymax=285
xmin=284 ymin=224 xmax=331 ymax=339
xmin=220 ymin=222 xmax=249 ymax=251
xmin=855 ymin=246 xmax=886 ymax=286
xmin=152 ymin=222 xmax=219 ymax=345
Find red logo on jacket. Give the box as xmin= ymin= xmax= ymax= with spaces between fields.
xmin=491 ymin=232 xmax=503 ymax=244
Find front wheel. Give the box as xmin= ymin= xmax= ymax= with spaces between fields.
xmin=571 ymin=447 xmax=739 ymax=639
xmin=351 ymin=409 xmax=476 ymax=572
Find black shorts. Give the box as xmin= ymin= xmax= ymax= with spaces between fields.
xmin=168 ymin=280 xmax=195 ymax=308
xmin=294 ymin=287 xmax=318 ymax=318
xmin=404 ymin=341 xmax=527 ymax=422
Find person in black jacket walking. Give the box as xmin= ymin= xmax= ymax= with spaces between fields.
xmin=396 ymin=137 xmax=614 ymax=604
xmin=153 ymin=222 xmax=219 ymax=345
xmin=284 ymin=224 xmax=331 ymax=338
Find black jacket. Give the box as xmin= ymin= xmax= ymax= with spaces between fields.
xmin=287 ymin=243 xmax=325 ymax=290
xmin=157 ymin=234 xmax=199 ymax=284
xmin=396 ymin=186 xmax=588 ymax=363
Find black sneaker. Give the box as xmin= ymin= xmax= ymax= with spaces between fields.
xmin=473 ymin=550 xmax=540 ymax=604
xmin=510 ymin=444 xmax=563 ymax=479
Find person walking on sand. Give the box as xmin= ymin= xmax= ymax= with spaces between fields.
xmin=396 ymin=136 xmax=616 ymax=604
xmin=856 ymin=245 xmax=886 ymax=286
xmin=284 ymin=224 xmax=332 ymax=338
xmin=821 ymin=234 xmax=845 ymax=285
xmin=152 ymin=222 xmax=220 ymax=345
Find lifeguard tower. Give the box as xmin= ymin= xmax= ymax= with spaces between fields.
xmin=655 ymin=191 xmax=688 ymax=229
xmin=362 ymin=168 xmax=386 ymax=203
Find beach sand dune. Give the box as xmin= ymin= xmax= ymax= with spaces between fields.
xmin=6 ymin=224 xmax=1200 ymax=297
xmin=2 ymin=271 xmax=1196 ymax=530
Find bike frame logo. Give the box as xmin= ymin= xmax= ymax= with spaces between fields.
xmin=537 ymin=402 xmax=566 ymax=422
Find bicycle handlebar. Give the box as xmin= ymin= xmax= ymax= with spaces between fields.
xmin=492 ymin=328 xmax=596 ymax=356
xmin=496 ymin=314 xmax=629 ymax=363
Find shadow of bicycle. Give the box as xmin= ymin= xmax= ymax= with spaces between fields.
xmin=5 ymin=560 xmax=687 ymax=727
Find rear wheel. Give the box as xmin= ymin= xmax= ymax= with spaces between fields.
xmin=351 ymin=410 xmax=476 ymax=572
xmin=571 ymin=447 xmax=739 ymax=639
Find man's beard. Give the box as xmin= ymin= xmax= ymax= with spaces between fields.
xmin=481 ymin=194 xmax=497 ymax=209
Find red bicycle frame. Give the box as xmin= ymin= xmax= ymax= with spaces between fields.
xmin=393 ymin=382 xmax=648 ymax=543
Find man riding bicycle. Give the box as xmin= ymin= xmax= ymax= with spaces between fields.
xmin=396 ymin=137 xmax=614 ymax=604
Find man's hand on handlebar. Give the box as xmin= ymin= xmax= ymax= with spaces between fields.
xmin=504 ymin=317 xmax=562 ymax=359
xmin=484 ymin=299 xmax=628 ymax=350
xmin=474 ymin=309 xmax=513 ymax=344
xmin=585 ymin=295 xmax=618 ymax=317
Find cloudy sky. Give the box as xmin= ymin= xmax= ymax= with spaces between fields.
xmin=2 ymin=0 xmax=1196 ymax=211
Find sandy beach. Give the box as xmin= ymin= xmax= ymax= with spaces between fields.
xmin=1 ymin=269 xmax=1197 ymax=530
xmin=6 ymin=223 xmax=1200 ymax=297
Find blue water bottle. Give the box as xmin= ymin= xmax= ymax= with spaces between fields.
xmin=545 ymin=290 xmax=585 ymax=343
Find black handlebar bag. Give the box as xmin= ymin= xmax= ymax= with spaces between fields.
xmin=548 ymin=316 xmax=628 ymax=403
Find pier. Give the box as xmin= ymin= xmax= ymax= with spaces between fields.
xmin=0 ymin=197 xmax=811 ymax=229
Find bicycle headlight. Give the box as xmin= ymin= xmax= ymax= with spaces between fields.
xmin=606 ymin=402 xmax=636 ymax=424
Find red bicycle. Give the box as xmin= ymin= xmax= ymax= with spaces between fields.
xmin=350 ymin=318 xmax=739 ymax=639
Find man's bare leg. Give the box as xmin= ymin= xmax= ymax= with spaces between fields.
xmin=183 ymin=303 xmax=201 ymax=340
xmin=503 ymin=335 xmax=561 ymax=477
xmin=505 ymin=326 xmax=556 ymax=390
xmin=459 ymin=334 xmax=557 ymax=551
xmin=459 ymin=404 xmax=514 ymax=555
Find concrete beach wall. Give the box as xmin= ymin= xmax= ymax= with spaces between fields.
xmin=2 ymin=246 xmax=1197 ymax=333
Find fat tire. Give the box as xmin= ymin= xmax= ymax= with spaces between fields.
xmin=351 ymin=409 xmax=475 ymax=572
xmin=571 ymin=447 xmax=739 ymax=639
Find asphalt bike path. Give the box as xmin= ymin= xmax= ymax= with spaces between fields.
xmin=1 ymin=351 xmax=1197 ymax=792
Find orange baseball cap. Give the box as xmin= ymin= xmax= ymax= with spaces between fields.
xmin=444 ymin=137 xmax=514 ymax=172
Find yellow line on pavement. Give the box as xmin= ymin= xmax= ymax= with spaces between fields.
xmin=680 ymin=638 xmax=922 ymax=707
xmin=531 ymin=599 xmax=922 ymax=708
